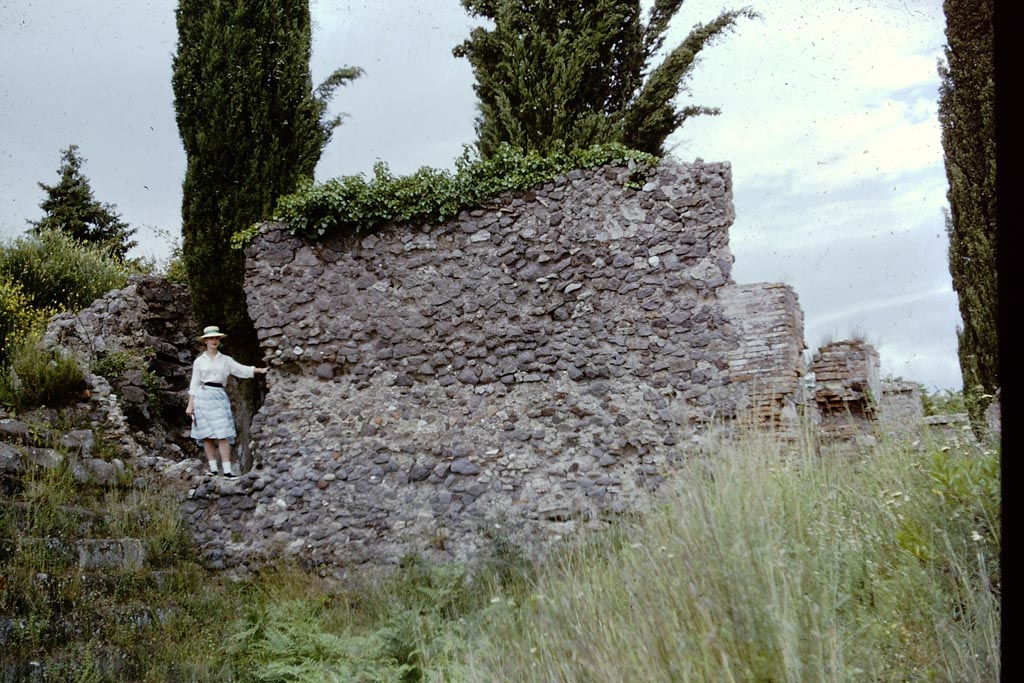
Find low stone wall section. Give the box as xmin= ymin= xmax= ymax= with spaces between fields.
xmin=44 ymin=275 xmax=198 ymax=458
xmin=878 ymin=381 xmax=923 ymax=437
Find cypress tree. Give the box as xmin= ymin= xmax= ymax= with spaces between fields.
xmin=172 ymin=0 xmax=360 ymax=363
xmin=453 ymin=0 xmax=755 ymax=158
xmin=938 ymin=0 xmax=997 ymax=428
xmin=30 ymin=145 xmax=137 ymax=260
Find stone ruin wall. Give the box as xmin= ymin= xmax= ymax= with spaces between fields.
xmin=43 ymin=276 xmax=199 ymax=460
xmin=878 ymin=381 xmax=923 ymax=438
xmin=181 ymin=159 xmax=811 ymax=573
xmin=38 ymin=160 xmax=970 ymax=578
xmin=34 ymin=160 xmax=983 ymax=576
xmin=44 ymin=276 xmax=264 ymax=470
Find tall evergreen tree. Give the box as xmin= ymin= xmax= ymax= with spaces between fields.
xmin=172 ymin=0 xmax=360 ymax=362
xmin=453 ymin=0 xmax=755 ymax=158
xmin=938 ymin=0 xmax=997 ymax=427
xmin=30 ymin=145 xmax=137 ymax=260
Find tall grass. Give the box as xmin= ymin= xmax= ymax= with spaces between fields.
xmin=4 ymin=425 xmax=998 ymax=681
xmin=173 ymin=429 xmax=998 ymax=682
xmin=455 ymin=433 xmax=1000 ymax=682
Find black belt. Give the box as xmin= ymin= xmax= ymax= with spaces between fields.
xmin=203 ymin=382 xmax=224 ymax=388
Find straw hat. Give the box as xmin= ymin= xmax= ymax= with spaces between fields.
xmin=198 ymin=325 xmax=227 ymax=340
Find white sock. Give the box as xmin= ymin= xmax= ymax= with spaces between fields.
xmin=223 ymin=461 xmax=237 ymax=477
xmin=208 ymin=460 xmax=219 ymax=474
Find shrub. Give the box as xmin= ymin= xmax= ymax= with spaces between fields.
xmin=150 ymin=226 xmax=189 ymax=285
xmin=0 ymin=228 xmax=136 ymax=313
xmin=236 ymin=142 xmax=658 ymax=245
xmin=920 ymin=385 xmax=968 ymax=415
xmin=0 ymin=332 xmax=86 ymax=411
xmin=0 ymin=274 xmax=54 ymax=365
xmin=89 ymin=349 xmax=136 ymax=382
xmin=928 ymin=445 xmax=1000 ymax=546
xmin=163 ymin=252 xmax=189 ymax=285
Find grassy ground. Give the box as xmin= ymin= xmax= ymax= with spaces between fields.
xmin=2 ymin=424 xmax=999 ymax=682
xmin=455 ymin=429 xmax=999 ymax=682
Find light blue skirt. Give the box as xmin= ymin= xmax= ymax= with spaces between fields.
xmin=191 ymin=386 xmax=236 ymax=445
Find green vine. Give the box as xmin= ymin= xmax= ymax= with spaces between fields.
xmin=232 ymin=142 xmax=658 ymax=247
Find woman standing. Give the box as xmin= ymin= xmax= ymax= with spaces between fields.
xmin=185 ymin=326 xmax=267 ymax=477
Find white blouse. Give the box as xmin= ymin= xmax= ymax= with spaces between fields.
xmin=188 ymin=351 xmax=256 ymax=396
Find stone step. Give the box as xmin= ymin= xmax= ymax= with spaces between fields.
xmin=76 ymin=538 xmax=147 ymax=571
xmin=1 ymin=604 xmax=176 ymax=680
xmin=5 ymin=501 xmax=103 ymax=536
xmin=0 ymin=443 xmax=127 ymax=489
xmin=14 ymin=537 xmax=147 ymax=571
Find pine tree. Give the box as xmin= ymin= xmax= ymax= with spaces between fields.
xmin=938 ymin=0 xmax=997 ymax=428
xmin=30 ymin=145 xmax=137 ymax=260
xmin=453 ymin=0 xmax=755 ymax=158
xmin=172 ymin=0 xmax=360 ymax=362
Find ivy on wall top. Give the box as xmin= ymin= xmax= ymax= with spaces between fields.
xmin=232 ymin=142 xmax=658 ymax=248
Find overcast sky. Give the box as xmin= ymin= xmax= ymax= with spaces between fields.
xmin=0 ymin=0 xmax=960 ymax=390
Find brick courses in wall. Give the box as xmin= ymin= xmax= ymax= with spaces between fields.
xmin=719 ymin=283 xmax=807 ymax=427
xmin=812 ymin=340 xmax=880 ymax=440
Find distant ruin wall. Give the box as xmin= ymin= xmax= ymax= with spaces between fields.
xmin=879 ymin=381 xmax=923 ymax=437
xmin=719 ymin=283 xmax=806 ymax=426
xmin=812 ymin=341 xmax=880 ymax=440
xmin=182 ymin=159 xmax=788 ymax=572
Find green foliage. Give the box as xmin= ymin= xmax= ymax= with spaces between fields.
xmin=162 ymin=252 xmax=189 ymax=286
xmin=928 ymin=446 xmax=1000 ymax=539
xmin=9 ymin=461 xmax=82 ymax=539
xmin=0 ymin=447 xmax=231 ymax=678
xmin=104 ymin=488 xmax=194 ymax=567
xmin=172 ymin=0 xmax=361 ymax=364
xmin=365 ymin=555 xmax=479 ymax=680
xmin=0 ymin=228 xmax=136 ymax=314
xmin=920 ymin=385 xmax=967 ymax=416
xmin=90 ymin=349 xmax=135 ymax=383
xmin=225 ymin=597 xmax=414 ymax=682
xmin=454 ymin=0 xmax=757 ymax=157
xmin=473 ymin=524 xmax=536 ymax=602
xmin=263 ymin=142 xmax=658 ymax=242
xmin=0 ymin=228 xmax=137 ymax=371
xmin=0 ymin=274 xmax=53 ymax=365
xmin=0 ymin=333 xmax=86 ymax=411
xmin=2 ymin=429 xmax=999 ymax=680
xmin=90 ymin=347 xmax=167 ymax=429
xmin=30 ymin=145 xmax=138 ymax=260
xmin=938 ymin=0 xmax=997 ymax=431
xmin=150 ymin=226 xmax=189 ymax=285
